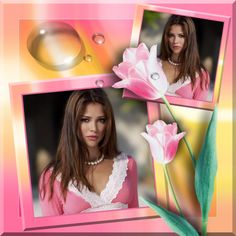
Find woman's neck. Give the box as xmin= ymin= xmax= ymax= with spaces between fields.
xmin=171 ymin=54 xmax=180 ymax=63
xmin=88 ymin=148 xmax=101 ymax=161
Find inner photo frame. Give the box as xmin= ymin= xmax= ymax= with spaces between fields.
xmin=123 ymin=4 xmax=230 ymax=110
xmin=9 ymin=74 xmax=157 ymax=230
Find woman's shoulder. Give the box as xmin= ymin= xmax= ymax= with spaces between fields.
xmin=39 ymin=167 xmax=59 ymax=186
xmin=127 ymin=156 xmax=137 ymax=170
xmin=115 ymin=153 xmax=136 ymax=167
xmin=39 ymin=168 xmax=52 ymax=186
xmin=40 ymin=167 xmax=53 ymax=178
xmin=39 ymin=168 xmax=62 ymax=197
xmin=115 ymin=152 xmax=135 ymax=161
xmin=193 ymin=68 xmax=210 ymax=88
xmin=199 ymin=67 xmax=209 ymax=78
xmin=127 ymin=155 xmax=136 ymax=163
xmin=116 ymin=153 xmax=137 ymax=170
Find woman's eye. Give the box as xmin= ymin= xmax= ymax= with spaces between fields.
xmin=81 ymin=118 xmax=89 ymax=123
xmin=99 ymin=118 xmax=106 ymax=124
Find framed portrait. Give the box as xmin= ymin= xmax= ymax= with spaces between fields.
xmin=122 ymin=4 xmax=230 ymax=110
xmin=9 ymin=74 xmax=159 ymax=230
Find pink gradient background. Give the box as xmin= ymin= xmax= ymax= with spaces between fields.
xmin=0 ymin=1 xmax=234 ymax=234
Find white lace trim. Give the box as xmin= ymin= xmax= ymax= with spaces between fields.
xmin=56 ymin=153 xmax=129 ymax=208
xmin=81 ymin=202 xmax=128 ymax=213
xmin=158 ymin=57 xmax=198 ymax=96
xmin=166 ymin=77 xmax=191 ymax=97
xmin=100 ymin=153 xmax=128 ymax=203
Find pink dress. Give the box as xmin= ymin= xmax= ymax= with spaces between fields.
xmin=39 ymin=153 xmax=139 ymax=216
xmin=159 ymin=58 xmax=210 ymax=101
xmin=166 ymin=70 xmax=210 ymax=101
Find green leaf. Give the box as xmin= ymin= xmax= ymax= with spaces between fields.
xmin=194 ymin=107 xmax=218 ymax=224
xmin=141 ymin=198 xmax=199 ymax=236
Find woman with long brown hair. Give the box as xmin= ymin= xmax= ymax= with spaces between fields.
xmin=39 ymin=89 xmax=138 ymax=216
xmin=158 ymin=15 xmax=210 ymax=100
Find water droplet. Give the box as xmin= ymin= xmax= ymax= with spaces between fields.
xmin=27 ymin=22 xmax=85 ymax=70
xmin=95 ymin=80 xmax=104 ymax=88
xmin=92 ymin=33 xmax=105 ymax=45
xmin=84 ymin=54 xmax=92 ymax=62
xmin=151 ymin=73 xmax=160 ymax=80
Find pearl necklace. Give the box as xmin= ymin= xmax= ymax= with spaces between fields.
xmin=168 ymin=58 xmax=181 ymax=66
xmin=85 ymin=154 xmax=104 ymax=166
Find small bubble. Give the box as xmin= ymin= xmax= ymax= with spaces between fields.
xmin=27 ymin=21 xmax=85 ymax=71
xmin=95 ymin=80 xmax=104 ymax=88
xmin=151 ymin=73 xmax=160 ymax=80
xmin=92 ymin=33 xmax=105 ymax=45
xmin=84 ymin=54 xmax=92 ymax=62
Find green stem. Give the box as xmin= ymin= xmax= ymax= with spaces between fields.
xmin=202 ymin=218 xmax=208 ymax=236
xmin=163 ymin=164 xmax=184 ymax=217
xmin=161 ymin=95 xmax=196 ymax=168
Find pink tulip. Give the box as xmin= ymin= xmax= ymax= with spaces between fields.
xmin=112 ymin=43 xmax=169 ymax=100
xmin=141 ymin=120 xmax=186 ymax=164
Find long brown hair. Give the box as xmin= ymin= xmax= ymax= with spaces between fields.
xmin=159 ymin=15 xmax=207 ymax=85
xmin=40 ymin=89 xmax=119 ymax=201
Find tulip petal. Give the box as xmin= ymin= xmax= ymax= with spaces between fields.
xmin=128 ymin=62 xmax=148 ymax=81
xmin=123 ymin=44 xmax=149 ymax=63
xmin=164 ymin=123 xmax=178 ymax=135
xmin=112 ymin=77 xmax=162 ymax=100
xmin=155 ymin=133 xmax=165 ymax=146
xmin=136 ymin=43 xmax=149 ymax=61
xmin=165 ymin=139 xmax=179 ymax=163
xmin=123 ymin=47 xmax=137 ymax=62
xmin=175 ymin=132 xmax=186 ymax=141
xmin=112 ymin=62 xmax=133 ymax=80
xmin=134 ymin=60 xmax=149 ymax=77
xmin=146 ymin=44 xmax=169 ymax=95
xmin=147 ymin=44 xmax=158 ymax=69
xmin=141 ymin=132 xmax=164 ymax=164
xmin=148 ymin=45 xmax=166 ymax=78
xmin=165 ymin=132 xmax=186 ymax=163
xmin=153 ymin=120 xmax=167 ymax=132
xmin=146 ymin=124 xmax=158 ymax=136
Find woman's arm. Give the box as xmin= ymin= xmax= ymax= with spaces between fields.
xmin=127 ymin=157 xmax=139 ymax=208
xmin=193 ymin=70 xmax=210 ymax=101
xmin=200 ymin=69 xmax=210 ymax=90
xmin=39 ymin=170 xmax=64 ymax=216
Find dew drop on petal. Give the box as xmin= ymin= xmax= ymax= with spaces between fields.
xmin=84 ymin=54 xmax=92 ymax=62
xmin=27 ymin=21 xmax=85 ymax=70
xmin=92 ymin=33 xmax=105 ymax=45
xmin=151 ymin=72 xmax=160 ymax=80
xmin=95 ymin=80 xmax=104 ymax=88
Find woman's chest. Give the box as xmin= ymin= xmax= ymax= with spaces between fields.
xmin=162 ymin=62 xmax=180 ymax=84
xmin=86 ymin=160 xmax=113 ymax=196
xmin=60 ymin=155 xmax=131 ymax=214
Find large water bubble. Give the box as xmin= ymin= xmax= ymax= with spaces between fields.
xmin=27 ymin=22 xmax=85 ymax=70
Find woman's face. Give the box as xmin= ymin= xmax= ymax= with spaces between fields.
xmin=80 ymin=102 xmax=107 ymax=150
xmin=167 ymin=24 xmax=185 ymax=57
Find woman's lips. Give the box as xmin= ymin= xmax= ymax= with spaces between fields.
xmin=87 ymin=135 xmax=98 ymax=141
xmin=173 ymin=45 xmax=181 ymax=49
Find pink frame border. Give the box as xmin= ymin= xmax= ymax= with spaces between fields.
xmin=124 ymin=4 xmax=230 ymax=110
xmin=9 ymin=73 xmax=158 ymax=230
xmin=2 ymin=2 xmax=233 ymax=234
